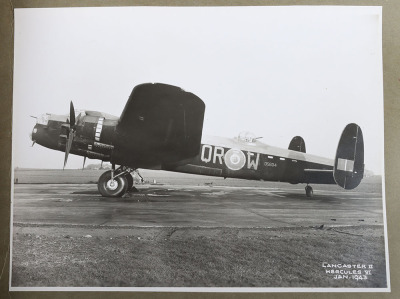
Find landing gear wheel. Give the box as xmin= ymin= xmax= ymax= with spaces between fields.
xmin=98 ymin=170 xmax=128 ymax=197
xmin=305 ymin=185 xmax=313 ymax=197
xmin=124 ymin=173 xmax=134 ymax=191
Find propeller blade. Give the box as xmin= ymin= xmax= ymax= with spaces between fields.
xmin=70 ymin=101 xmax=76 ymax=128
xmin=63 ymin=130 xmax=74 ymax=169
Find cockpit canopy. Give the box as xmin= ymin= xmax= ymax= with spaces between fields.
xmin=36 ymin=113 xmax=50 ymax=125
xmin=34 ymin=110 xmax=119 ymax=126
xmin=35 ymin=113 xmax=68 ymax=125
xmin=236 ymin=131 xmax=260 ymax=144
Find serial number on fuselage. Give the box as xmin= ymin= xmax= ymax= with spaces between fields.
xmin=264 ymin=162 xmax=277 ymax=167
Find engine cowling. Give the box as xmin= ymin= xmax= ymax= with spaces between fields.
xmin=58 ymin=112 xmax=118 ymax=162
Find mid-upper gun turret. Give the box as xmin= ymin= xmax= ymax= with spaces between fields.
xmin=235 ymin=131 xmax=262 ymax=144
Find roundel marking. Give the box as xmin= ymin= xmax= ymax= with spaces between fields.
xmin=224 ymin=148 xmax=246 ymax=171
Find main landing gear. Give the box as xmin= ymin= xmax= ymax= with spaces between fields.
xmin=98 ymin=165 xmax=143 ymax=197
xmin=305 ymin=184 xmax=313 ymax=197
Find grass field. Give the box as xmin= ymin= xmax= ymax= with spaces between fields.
xmin=12 ymin=225 xmax=387 ymax=288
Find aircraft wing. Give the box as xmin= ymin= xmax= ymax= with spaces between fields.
xmin=115 ymin=83 xmax=205 ymax=166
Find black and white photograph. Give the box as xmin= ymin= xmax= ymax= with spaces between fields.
xmin=10 ymin=6 xmax=388 ymax=291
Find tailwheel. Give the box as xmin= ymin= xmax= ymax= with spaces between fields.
xmin=305 ymin=185 xmax=313 ymax=197
xmin=98 ymin=170 xmax=128 ymax=197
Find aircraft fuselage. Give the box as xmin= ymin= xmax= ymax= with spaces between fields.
xmin=31 ymin=113 xmax=334 ymax=185
xmin=164 ymin=136 xmax=335 ymax=185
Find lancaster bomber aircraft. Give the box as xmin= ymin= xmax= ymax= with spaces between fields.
xmin=30 ymin=83 xmax=364 ymax=197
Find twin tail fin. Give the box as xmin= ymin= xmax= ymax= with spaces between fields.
xmin=333 ymin=123 xmax=364 ymax=190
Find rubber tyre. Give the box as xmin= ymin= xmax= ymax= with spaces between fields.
xmin=98 ymin=170 xmax=128 ymax=197
xmin=124 ymin=173 xmax=134 ymax=191
xmin=305 ymin=186 xmax=313 ymax=197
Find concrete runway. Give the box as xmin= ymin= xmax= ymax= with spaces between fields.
xmin=13 ymin=183 xmax=384 ymax=228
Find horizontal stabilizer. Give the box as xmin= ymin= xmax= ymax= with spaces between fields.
xmin=304 ymin=169 xmax=332 ymax=173
xmin=288 ymin=136 xmax=306 ymax=153
xmin=304 ymin=169 xmax=335 ymax=185
xmin=333 ymin=123 xmax=364 ymax=190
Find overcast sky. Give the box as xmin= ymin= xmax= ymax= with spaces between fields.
xmin=12 ymin=6 xmax=383 ymax=174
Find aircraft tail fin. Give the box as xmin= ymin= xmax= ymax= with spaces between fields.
xmin=333 ymin=123 xmax=364 ymax=190
xmin=288 ymin=136 xmax=306 ymax=153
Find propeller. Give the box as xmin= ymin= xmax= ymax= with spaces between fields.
xmin=63 ymin=101 xmax=76 ymax=169
xmin=70 ymin=100 xmax=76 ymax=127
xmin=82 ymin=156 xmax=86 ymax=171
